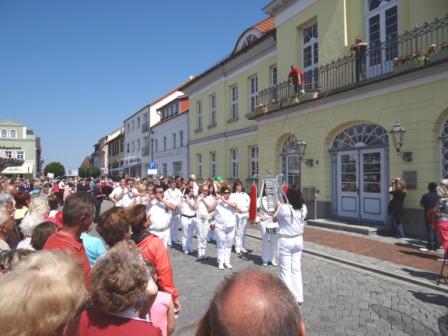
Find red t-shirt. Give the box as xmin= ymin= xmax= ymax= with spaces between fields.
xmin=77 ymin=309 xmax=162 ymax=336
xmin=43 ymin=230 xmax=91 ymax=286
xmin=137 ymin=234 xmax=179 ymax=304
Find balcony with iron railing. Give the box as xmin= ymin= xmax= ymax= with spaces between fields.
xmin=248 ymin=14 xmax=448 ymax=119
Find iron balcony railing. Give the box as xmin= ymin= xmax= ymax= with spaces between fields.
xmin=255 ymin=14 xmax=448 ymax=113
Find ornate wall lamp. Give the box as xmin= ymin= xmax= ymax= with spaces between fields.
xmin=389 ymin=122 xmax=413 ymax=162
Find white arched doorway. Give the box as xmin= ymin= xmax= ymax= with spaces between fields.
xmin=281 ymin=135 xmax=300 ymax=187
xmin=330 ymin=124 xmax=389 ymax=222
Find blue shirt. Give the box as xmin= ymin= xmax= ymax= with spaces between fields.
xmin=80 ymin=232 xmax=106 ymax=266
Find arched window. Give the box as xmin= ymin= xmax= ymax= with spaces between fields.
xmin=281 ymin=135 xmax=300 ymax=186
xmin=331 ymin=124 xmax=388 ymax=151
xmin=1 ymin=129 xmax=7 ymax=138
xmin=9 ymin=130 xmax=16 ymax=139
xmin=440 ymin=119 xmax=448 ymax=178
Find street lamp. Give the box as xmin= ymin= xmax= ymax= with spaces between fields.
xmin=389 ymin=122 xmax=412 ymax=161
xmin=296 ymin=138 xmax=307 ymax=160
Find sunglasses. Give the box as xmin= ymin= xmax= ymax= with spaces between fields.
xmin=223 ymin=191 xmax=230 ymax=194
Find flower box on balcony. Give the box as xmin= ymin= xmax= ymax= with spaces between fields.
xmin=393 ymin=62 xmax=420 ymax=74
xmin=430 ymin=48 xmax=448 ymax=64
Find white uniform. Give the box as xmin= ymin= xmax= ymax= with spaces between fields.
xmin=214 ymin=200 xmax=236 ymax=268
xmin=274 ymin=203 xmax=307 ymax=303
xmin=180 ymin=195 xmax=196 ymax=254
xmin=258 ymin=196 xmax=278 ymax=265
xmin=148 ymin=200 xmax=171 ymax=248
xmin=110 ymin=186 xmax=137 ymax=208
xmin=230 ymin=191 xmax=250 ymax=253
xmin=196 ymin=195 xmax=215 ymax=259
xmin=164 ymin=187 xmax=183 ymax=245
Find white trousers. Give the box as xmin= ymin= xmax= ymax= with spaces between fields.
xmin=260 ymin=221 xmax=278 ymax=264
xmin=234 ymin=214 xmax=248 ymax=252
xmin=196 ymin=217 xmax=210 ymax=258
xmin=169 ymin=214 xmax=181 ymax=244
xmin=278 ymin=235 xmax=303 ymax=303
xmin=180 ymin=216 xmax=196 ymax=253
xmin=215 ymin=225 xmax=236 ymax=265
xmin=151 ymin=228 xmax=170 ymax=248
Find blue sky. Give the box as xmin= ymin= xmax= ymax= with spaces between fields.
xmin=0 ymin=0 xmax=269 ymax=170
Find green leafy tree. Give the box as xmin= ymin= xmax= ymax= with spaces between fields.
xmin=44 ymin=162 xmax=65 ymax=177
xmin=90 ymin=167 xmax=101 ymax=178
xmin=78 ymin=167 xmax=87 ymax=178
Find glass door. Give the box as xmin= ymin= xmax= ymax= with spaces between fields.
xmin=337 ymin=151 xmax=359 ymax=218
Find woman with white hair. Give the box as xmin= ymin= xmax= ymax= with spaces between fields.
xmin=0 ymin=208 xmax=14 ymax=251
xmin=17 ymin=196 xmax=50 ymax=250
xmin=0 ymin=251 xmax=88 ymax=336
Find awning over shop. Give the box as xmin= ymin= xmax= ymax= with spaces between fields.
xmin=2 ymin=161 xmax=34 ymax=175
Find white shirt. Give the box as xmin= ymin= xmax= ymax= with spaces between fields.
xmin=257 ymin=197 xmax=278 ymax=229
xmin=181 ymin=196 xmax=196 ymax=216
xmin=164 ymin=188 xmax=183 ymax=209
xmin=110 ymin=186 xmax=137 ymax=208
xmin=148 ymin=200 xmax=171 ymax=231
xmin=214 ymin=201 xmax=236 ymax=228
xmin=275 ymin=203 xmax=307 ymax=236
xmin=197 ymin=195 xmax=215 ymax=219
xmin=230 ymin=191 xmax=250 ymax=216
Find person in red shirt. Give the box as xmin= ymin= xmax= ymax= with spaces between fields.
xmin=43 ymin=191 xmax=94 ymax=286
xmin=98 ymin=206 xmax=181 ymax=313
xmin=288 ymin=64 xmax=304 ymax=94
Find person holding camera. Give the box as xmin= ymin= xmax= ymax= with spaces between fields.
xmin=388 ymin=177 xmax=407 ymax=238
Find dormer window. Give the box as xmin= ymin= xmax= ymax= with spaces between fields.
xmin=10 ymin=130 xmax=16 ymax=138
xmin=242 ymin=34 xmax=257 ymax=48
xmin=1 ymin=129 xmax=7 ymax=138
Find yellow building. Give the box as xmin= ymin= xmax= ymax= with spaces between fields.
xmin=184 ymin=0 xmax=448 ymax=237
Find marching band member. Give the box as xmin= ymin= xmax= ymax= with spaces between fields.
xmin=196 ymin=184 xmax=216 ymax=260
xmin=257 ymin=185 xmax=278 ymax=267
xmin=231 ymin=180 xmax=250 ymax=254
xmin=213 ymin=185 xmax=237 ymax=270
xmin=148 ymin=185 xmax=176 ymax=248
xmin=274 ymin=185 xmax=307 ymax=305
xmin=164 ymin=179 xmax=183 ymax=246
xmin=180 ymin=187 xmax=197 ymax=255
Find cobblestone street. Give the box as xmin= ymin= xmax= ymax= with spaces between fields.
xmin=169 ymin=233 xmax=448 ymax=336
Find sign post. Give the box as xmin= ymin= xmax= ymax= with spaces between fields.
xmin=148 ymin=162 xmax=158 ymax=175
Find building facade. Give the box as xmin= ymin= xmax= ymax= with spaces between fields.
xmin=106 ymin=128 xmax=125 ymax=179
xmin=184 ymin=0 xmax=448 ymax=237
xmin=152 ymin=95 xmax=189 ymax=178
xmin=0 ymin=119 xmax=42 ymax=178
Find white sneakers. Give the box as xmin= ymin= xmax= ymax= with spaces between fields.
xmin=224 ymin=263 xmax=232 ymax=269
xmin=218 ymin=263 xmax=224 ymax=270
xmin=271 ymin=260 xmax=278 ymax=267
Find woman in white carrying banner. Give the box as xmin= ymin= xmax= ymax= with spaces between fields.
xmin=274 ymin=185 xmax=307 ymax=305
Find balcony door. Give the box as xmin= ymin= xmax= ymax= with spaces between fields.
xmin=366 ymin=0 xmax=398 ymax=77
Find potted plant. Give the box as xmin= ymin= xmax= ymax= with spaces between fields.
xmin=430 ymin=41 xmax=448 ymax=63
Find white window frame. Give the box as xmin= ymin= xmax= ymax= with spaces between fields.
xmin=249 ymin=146 xmax=259 ymax=178
xmin=197 ymin=153 xmax=202 ymax=179
xmin=1 ymin=129 xmax=7 ymax=138
xmin=210 ymin=94 xmax=217 ymax=126
xmin=249 ymin=75 xmax=258 ymax=112
xmin=16 ymin=150 xmax=24 ymax=160
xmin=196 ymin=100 xmax=203 ymax=130
xmin=162 ymin=163 xmax=168 ymax=177
xmin=9 ymin=130 xmax=16 ymax=139
xmin=230 ymin=148 xmax=239 ymax=179
xmin=230 ymin=84 xmax=238 ymax=120
xmin=137 ymin=117 xmax=140 ymax=129
xmin=210 ymin=151 xmax=216 ymax=178
xmin=5 ymin=150 xmax=12 ymax=158
xmin=132 ymin=141 xmax=135 ymax=153
xmin=137 ymin=139 xmax=140 ymax=151
xmin=155 ymin=139 xmax=158 ymax=153
xmin=127 ymin=143 xmax=130 ymax=154
xmin=302 ymin=22 xmax=318 ymax=90
xmin=270 ymin=65 xmax=278 ymax=86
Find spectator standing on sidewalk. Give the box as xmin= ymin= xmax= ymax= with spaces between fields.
xmin=419 ymin=182 xmax=440 ymax=251
xmin=388 ymin=177 xmax=406 ymax=238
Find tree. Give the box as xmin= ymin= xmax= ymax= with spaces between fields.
xmin=90 ymin=167 xmax=101 ymax=178
xmin=44 ymin=162 xmax=65 ymax=177
xmin=78 ymin=167 xmax=101 ymax=178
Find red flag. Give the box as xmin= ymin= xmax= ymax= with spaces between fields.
xmin=249 ymin=182 xmax=257 ymax=222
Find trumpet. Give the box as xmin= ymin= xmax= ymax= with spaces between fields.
xmin=259 ymin=172 xmax=289 ymax=215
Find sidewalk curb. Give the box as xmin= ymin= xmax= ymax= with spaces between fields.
xmin=246 ymin=232 xmax=448 ymax=295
